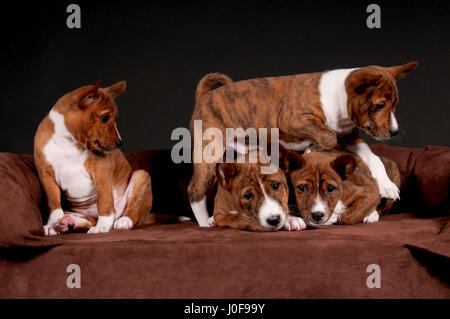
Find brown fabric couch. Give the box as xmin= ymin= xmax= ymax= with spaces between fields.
xmin=0 ymin=144 xmax=449 ymax=298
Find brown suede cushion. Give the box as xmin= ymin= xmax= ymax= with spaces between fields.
xmin=0 ymin=214 xmax=448 ymax=298
xmin=0 ymin=153 xmax=62 ymax=248
xmin=0 ymin=144 xmax=448 ymax=248
xmin=370 ymin=144 xmax=450 ymax=216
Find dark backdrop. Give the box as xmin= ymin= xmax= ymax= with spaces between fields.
xmin=1 ymin=0 xmax=449 ymax=154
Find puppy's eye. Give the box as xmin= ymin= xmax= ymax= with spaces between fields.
xmin=375 ymin=104 xmax=385 ymax=110
xmin=272 ymin=182 xmax=280 ymax=191
xmin=243 ymin=192 xmax=253 ymax=201
xmin=297 ymin=185 xmax=307 ymax=193
xmin=327 ymin=185 xmax=337 ymax=193
xmin=100 ymin=115 xmax=110 ymax=123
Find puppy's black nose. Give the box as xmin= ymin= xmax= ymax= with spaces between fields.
xmin=311 ymin=212 xmax=324 ymax=222
xmin=267 ymin=215 xmax=281 ymax=226
xmin=390 ymin=129 xmax=399 ymax=137
xmin=116 ymin=139 xmax=123 ymax=148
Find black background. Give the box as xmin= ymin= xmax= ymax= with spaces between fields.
xmin=1 ymin=0 xmax=449 ymax=155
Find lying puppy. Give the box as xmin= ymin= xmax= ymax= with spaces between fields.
xmin=34 ymin=81 xmax=153 ymax=235
xmin=213 ymin=151 xmax=306 ymax=231
xmin=188 ymin=62 xmax=417 ymax=226
xmin=283 ymin=149 xmax=400 ymax=225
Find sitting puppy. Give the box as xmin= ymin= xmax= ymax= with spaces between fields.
xmin=188 ymin=62 xmax=417 ymax=226
xmin=282 ymin=149 xmax=400 ymax=226
xmin=212 ymin=151 xmax=306 ymax=231
xmin=34 ymin=81 xmax=153 ymax=235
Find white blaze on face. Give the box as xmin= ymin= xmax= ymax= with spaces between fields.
xmin=256 ymin=177 xmax=286 ymax=229
xmin=390 ymin=113 xmax=398 ymax=132
xmin=310 ymin=194 xmax=328 ymax=215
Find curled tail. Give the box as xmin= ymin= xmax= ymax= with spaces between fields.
xmin=195 ymin=72 xmax=232 ymax=101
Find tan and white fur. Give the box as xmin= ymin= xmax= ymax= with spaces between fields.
xmin=213 ymin=151 xmax=305 ymax=231
xmin=34 ymin=81 xmax=153 ymax=235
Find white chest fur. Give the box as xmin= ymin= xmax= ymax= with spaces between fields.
xmin=319 ymin=68 xmax=357 ymax=134
xmin=43 ymin=109 xmax=96 ymax=201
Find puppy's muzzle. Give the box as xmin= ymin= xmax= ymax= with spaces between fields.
xmin=266 ymin=215 xmax=281 ymax=227
xmin=389 ymin=129 xmax=399 ymax=138
xmin=311 ymin=211 xmax=324 ymax=223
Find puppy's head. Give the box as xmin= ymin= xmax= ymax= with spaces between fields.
xmin=283 ymin=151 xmax=355 ymax=225
xmin=63 ymin=81 xmax=126 ymax=155
xmin=345 ymin=61 xmax=417 ymax=140
xmin=215 ymin=153 xmax=289 ymax=231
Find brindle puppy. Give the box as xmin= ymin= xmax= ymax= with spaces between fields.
xmin=188 ymin=63 xmax=417 ymax=226
xmin=283 ymin=150 xmax=400 ymax=226
xmin=213 ymin=151 xmax=305 ymax=231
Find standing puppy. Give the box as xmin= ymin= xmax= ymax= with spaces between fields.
xmin=34 ymin=81 xmax=152 ymax=235
xmin=188 ymin=63 xmax=416 ymax=226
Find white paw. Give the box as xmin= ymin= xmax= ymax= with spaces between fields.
xmin=87 ymin=225 xmax=112 ymax=234
xmin=113 ymin=217 xmax=133 ymax=230
xmin=304 ymin=147 xmax=312 ymax=154
xmin=283 ymin=216 xmax=307 ymax=231
xmin=88 ymin=215 xmax=114 ymax=234
xmin=323 ymin=214 xmax=338 ymax=225
xmin=363 ymin=211 xmax=379 ymax=224
xmin=43 ymin=224 xmax=58 ymax=236
xmin=376 ymin=178 xmax=400 ymax=201
xmin=208 ymin=216 xmax=216 ymax=227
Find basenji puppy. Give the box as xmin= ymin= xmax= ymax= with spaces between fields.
xmin=188 ymin=63 xmax=417 ymax=226
xmin=212 ymin=151 xmax=305 ymax=231
xmin=282 ymin=149 xmax=400 ymax=226
xmin=34 ymin=81 xmax=153 ymax=235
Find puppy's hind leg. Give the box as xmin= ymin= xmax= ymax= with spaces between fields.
xmin=339 ymin=196 xmax=379 ymax=225
xmin=56 ymin=212 xmax=96 ymax=234
xmin=188 ymin=128 xmax=224 ymax=227
xmin=114 ymin=170 xmax=153 ymax=230
xmin=188 ymin=162 xmax=216 ymax=227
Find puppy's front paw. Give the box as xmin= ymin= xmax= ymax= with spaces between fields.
xmin=87 ymin=225 xmax=112 ymax=234
xmin=323 ymin=214 xmax=338 ymax=225
xmin=113 ymin=217 xmax=133 ymax=230
xmin=43 ymin=224 xmax=58 ymax=236
xmin=208 ymin=216 xmax=216 ymax=227
xmin=376 ymin=178 xmax=400 ymax=200
xmin=283 ymin=216 xmax=307 ymax=231
xmin=363 ymin=211 xmax=379 ymax=224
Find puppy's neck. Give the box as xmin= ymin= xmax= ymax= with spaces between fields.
xmin=319 ymin=68 xmax=357 ymax=134
xmin=49 ymin=108 xmax=80 ymax=149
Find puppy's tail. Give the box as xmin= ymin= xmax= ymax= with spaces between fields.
xmin=137 ymin=214 xmax=193 ymax=227
xmin=196 ymin=72 xmax=232 ymax=101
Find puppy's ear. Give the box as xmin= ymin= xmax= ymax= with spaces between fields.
xmin=73 ymin=81 xmax=101 ymax=109
xmin=331 ymin=155 xmax=356 ymax=180
xmin=384 ymin=61 xmax=418 ymax=80
xmin=265 ymin=142 xmax=283 ymax=166
xmin=216 ymin=163 xmax=239 ymax=191
xmin=282 ymin=150 xmax=305 ymax=173
xmin=347 ymin=69 xmax=383 ymax=94
xmin=105 ymin=81 xmax=127 ymax=99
